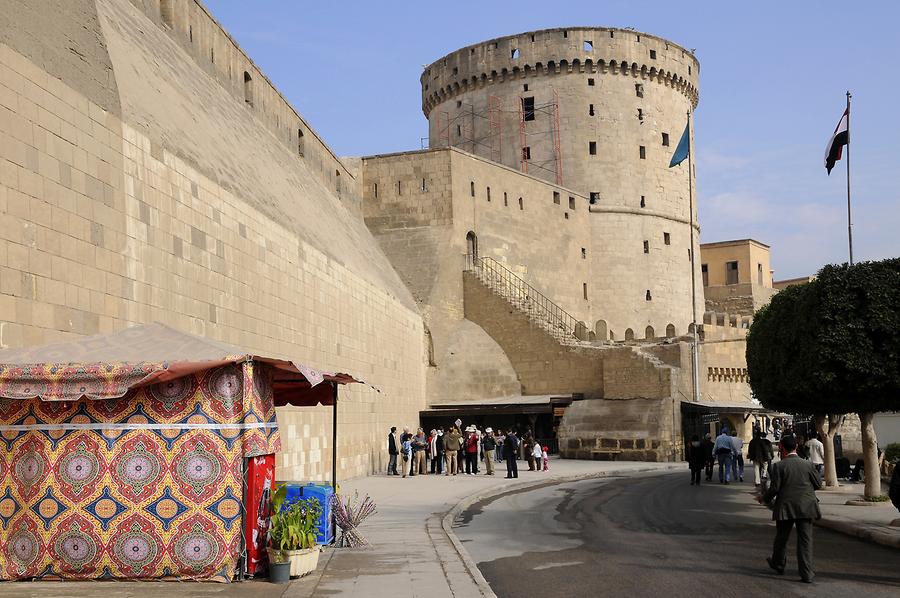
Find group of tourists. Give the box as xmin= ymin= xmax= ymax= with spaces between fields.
xmin=386 ymin=423 xmax=549 ymax=480
xmin=686 ymin=425 xmax=825 ymax=487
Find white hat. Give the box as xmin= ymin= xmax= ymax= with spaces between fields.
xmin=465 ymin=425 xmax=475 ymax=432
xmin=485 ymin=427 xmax=492 ymax=433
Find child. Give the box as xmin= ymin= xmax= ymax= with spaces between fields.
xmin=542 ymin=445 xmax=550 ymax=471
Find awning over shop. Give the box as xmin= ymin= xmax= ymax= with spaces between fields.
xmin=422 ymin=394 xmax=574 ymax=417
xmin=680 ymin=400 xmax=782 ymax=415
xmin=0 ymin=321 xmax=363 ymax=403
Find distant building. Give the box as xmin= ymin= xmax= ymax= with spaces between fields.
xmin=699 ymin=239 xmax=776 ymax=316
xmin=773 ymin=275 xmax=816 ymax=291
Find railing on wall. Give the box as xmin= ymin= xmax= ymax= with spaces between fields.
xmin=464 ymin=254 xmax=580 ymax=344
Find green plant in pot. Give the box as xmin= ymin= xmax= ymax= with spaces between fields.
xmin=268 ymin=486 xmax=323 ymax=580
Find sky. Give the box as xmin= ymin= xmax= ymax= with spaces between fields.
xmin=208 ymin=1 xmax=899 ymax=280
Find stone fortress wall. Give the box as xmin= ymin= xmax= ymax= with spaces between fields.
xmin=0 ymin=0 xmax=427 ymax=481
xmin=361 ymin=147 xmax=593 ymax=404
xmin=0 ymin=0 xmax=815 ymax=473
xmin=699 ymin=312 xmax=754 ymax=404
xmin=421 ymin=28 xmax=702 ymax=339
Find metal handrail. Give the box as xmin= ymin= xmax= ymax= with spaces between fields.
xmin=464 ymin=254 xmax=580 ymax=343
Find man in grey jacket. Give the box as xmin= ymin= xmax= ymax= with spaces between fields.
xmin=759 ymin=434 xmax=822 ymax=583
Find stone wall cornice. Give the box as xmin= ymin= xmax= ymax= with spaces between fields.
xmin=588 ymin=205 xmax=700 ymax=231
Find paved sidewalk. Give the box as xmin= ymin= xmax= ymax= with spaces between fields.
xmin=2 ymin=460 xmax=896 ymax=597
xmin=303 ymin=458 xmax=681 ymax=598
xmin=815 ymin=481 xmax=900 ymax=548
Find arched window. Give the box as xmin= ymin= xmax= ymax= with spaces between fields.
xmin=297 ymin=128 xmax=305 ymax=157
xmin=625 ymin=328 xmax=635 ymax=341
xmin=243 ymin=71 xmax=253 ymax=105
xmin=594 ymin=320 xmax=608 ymax=341
xmin=665 ymin=323 xmax=676 ymax=338
xmin=645 ymin=326 xmax=655 ymax=339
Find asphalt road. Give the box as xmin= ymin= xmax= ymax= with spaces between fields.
xmin=453 ymin=471 xmax=900 ymax=598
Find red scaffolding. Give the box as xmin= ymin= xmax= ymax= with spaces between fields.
xmin=518 ymin=89 xmax=563 ymax=185
xmin=433 ymin=98 xmax=504 ymax=159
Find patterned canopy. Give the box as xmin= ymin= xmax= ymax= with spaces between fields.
xmin=0 ymin=322 xmax=358 ymax=402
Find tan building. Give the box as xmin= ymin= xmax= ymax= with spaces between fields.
xmin=422 ymin=28 xmax=703 ymax=338
xmin=773 ymin=275 xmax=815 ymax=291
xmin=700 ymin=239 xmax=776 ymax=316
xmin=3 ymin=1 xmax=834 ymax=468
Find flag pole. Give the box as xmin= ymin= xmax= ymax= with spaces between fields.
xmin=845 ymin=91 xmax=853 ymax=265
xmin=687 ymin=110 xmax=700 ymax=404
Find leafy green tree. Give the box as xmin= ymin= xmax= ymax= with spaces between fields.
xmin=815 ymin=259 xmax=900 ymax=497
xmin=747 ymin=258 xmax=900 ymax=496
xmin=747 ymin=281 xmax=846 ymax=487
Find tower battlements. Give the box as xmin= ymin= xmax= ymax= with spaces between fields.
xmin=420 ymin=26 xmax=702 ymax=339
xmin=421 ymin=27 xmax=699 ymax=117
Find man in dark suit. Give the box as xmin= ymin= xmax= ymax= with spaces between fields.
xmin=387 ymin=427 xmax=399 ymax=475
xmin=504 ymin=429 xmax=519 ymax=479
xmin=759 ymin=434 xmax=822 ymax=583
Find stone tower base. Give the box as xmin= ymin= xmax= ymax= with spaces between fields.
xmin=559 ymin=397 xmax=680 ymax=462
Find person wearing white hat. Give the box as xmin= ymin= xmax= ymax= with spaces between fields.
xmin=482 ymin=427 xmax=497 ymax=475
xmin=463 ymin=426 xmax=478 ymax=474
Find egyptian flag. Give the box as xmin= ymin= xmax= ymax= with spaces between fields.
xmin=824 ymin=108 xmax=848 ymax=175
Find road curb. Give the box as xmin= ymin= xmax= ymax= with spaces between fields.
xmin=815 ymin=517 xmax=900 ymax=550
xmin=438 ymin=464 xmax=683 ymax=597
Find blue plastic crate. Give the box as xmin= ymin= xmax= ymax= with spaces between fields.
xmin=279 ymin=482 xmax=304 ymax=510
xmin=301 ymin=483 xmax=335 ymax=545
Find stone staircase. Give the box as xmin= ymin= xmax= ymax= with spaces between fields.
xmin=463 ymin=255 xmax=580 ymax=345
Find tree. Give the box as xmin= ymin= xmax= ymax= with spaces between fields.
xmin=747 ymin=281 xmax=846 ymax=487
xmin=814 ymin=260 xmax=900 ymax=498
xmin=747 ymin=258 xmax=900 ymax=497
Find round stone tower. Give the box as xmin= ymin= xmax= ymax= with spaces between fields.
xmin=421 ymin=27 xmax=701 ymax=339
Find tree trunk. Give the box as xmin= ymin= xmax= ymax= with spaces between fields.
xmin=816 ymin=414 xmax=844 ymax=488
xmin=858 ymin=412 xmax=881 ymax=498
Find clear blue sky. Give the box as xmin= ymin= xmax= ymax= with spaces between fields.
xmin=209 ymin=1 xmax=899 ymax=280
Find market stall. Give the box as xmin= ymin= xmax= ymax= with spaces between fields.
xmin=0 ymin=322 xmax=356 ymax=582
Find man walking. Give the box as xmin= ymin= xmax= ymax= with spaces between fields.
xmin=482 ymin=428 xmax=496 ymax=475
xmin=806 ymin=433 xmax=825 ymax=476
xmin=759 ymin=435 xmax=822 ymax=584
xmin=387 ymin=426 xmax=399 ymax=476
xmin=701 ymin=433 xmax=715 ymax=482
xmin=714 ymin=427 xmax=734 ymax=484
xmin=504 ymin=429 xmax=519 ymax=478
xmin=730 ymin=429 xmax=745 ymax=482
xmin=748 ymin=430 xmax=774 ymax=487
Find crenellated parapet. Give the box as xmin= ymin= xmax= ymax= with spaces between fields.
xmin=421 ymin=27 xmax=699 ymax=117
xmin=702 ymin=310 xmax=753 ymax=333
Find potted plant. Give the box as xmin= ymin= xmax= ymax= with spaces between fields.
xmin=268 ymin=486 xmax=322 ymax=580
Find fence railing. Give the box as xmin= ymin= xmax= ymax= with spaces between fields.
xmin=464 ymin=254 xmax=580 ymax=343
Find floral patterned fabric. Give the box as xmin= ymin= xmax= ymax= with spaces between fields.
xmin=0 ymin=362 xmax=280 ymax=582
